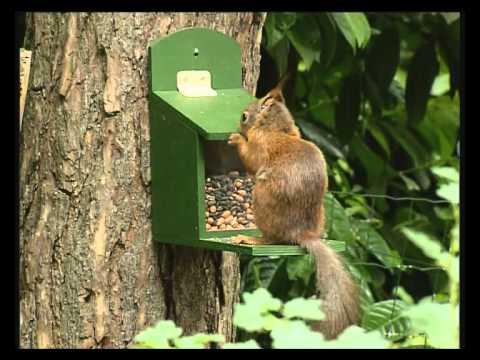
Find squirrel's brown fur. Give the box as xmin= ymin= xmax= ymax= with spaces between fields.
xmin=228 ymin=83 xmax=360 ymax=339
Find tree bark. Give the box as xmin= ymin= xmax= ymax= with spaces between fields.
xmin=19 ymin=12 xmax=265 ymax=349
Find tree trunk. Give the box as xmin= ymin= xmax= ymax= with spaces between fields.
xmin=19 ymin=12 xmax=265 ymax=349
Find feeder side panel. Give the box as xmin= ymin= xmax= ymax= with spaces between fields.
xmin=150 ymin=94 xmax=200 ymax=245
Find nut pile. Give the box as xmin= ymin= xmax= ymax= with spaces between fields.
xmin=205 ymin=171 xmax=256 ymax=231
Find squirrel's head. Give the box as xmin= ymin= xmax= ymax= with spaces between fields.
xmin=239 ymin=80 xmax=297 ymax=137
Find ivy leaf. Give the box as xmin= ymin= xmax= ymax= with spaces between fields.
xmin=331 ymin=12 xmax=371 ymax=52
xmin=404 ymin=299 xmax=459 ymax=348
xmin=322 ymin=326 xmax=390 ymax=348
xmin=134 ymin=320 xmax=183 ymax=349
xmin=283 ymin=298 xmax=325 ymax=321
xmin=233 ymin=288 xmax=282 ymax=332
xmin=174 ymin=334 xmax=225 ymax=349
xmin=233 ymin=303 xmax=265 ymax=332
xmin=405 ymin=40 xmax=440 ymax=125
xmin=271 ymin=320 xmax=325 ymax=349
xmin=243 ymin=287 xmax=282 ymax=312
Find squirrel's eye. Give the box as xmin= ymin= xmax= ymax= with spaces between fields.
xmin=241 ymin=112 xmax=249 ymax=123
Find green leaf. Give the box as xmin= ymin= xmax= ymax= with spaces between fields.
xmin=399 ymin=173 xmax=421 ymax=191
xmin=316 ymin=13 xmax=337 ymax=68
xmin=282 ymin=298 xmax=325 ymax=321
xmin=324 ymin=193 xmax=356 ymax=245
xmin=401 ymin=228 xmax=446 ymax=262
xmin=362 ymin=300 xmax=410 ymax=341
xmin=366 ymin=27 xmax=400 ymax=95
xmin=405 ymin=40 xmax=440 ymax=124
xmin=431 ymin=166 xmax=459 ymax=183
xmin=331 ymin=12 xmax=371 ymax=52
xmin=287 ymin=15 xmax=321 ymax=70
xmin=431 ymin=73 xmax=450 ymax=96
xmin=233 ymin=304 xmax=266 ymax=332
xmin=335 ymin=73 xmax=362 ymax=144
xmin=134 ymin=320 xmax=183 ymax=348
xmin=367 ymin=122 xmax=391 ymax=158
xmin=440 ymin=12 xmax=460 ymax=25
xmin=322 ymin=326 xmax=390 ymax=348
xmin=243 ymin=287 xmax=282 ymax=312
xmin=263 ymin=14 xmax=282 ymax=50
xmin=264 ymin=12 xmax=297 ymax=50
xmin=267 ymin=37 xmax=290 ymax=78
xmin=353 ymin=220 xmax=402 ymax=269
xmin=349 ymin=136 xmax=391 ymax=187
xmin=364 ymin=72 xmax=383 ymax=114
xmin=275 ymin=13 xmax=297 ymax=32
xmin=296 ymin=118 xmax=345 ymax=159
xmin=243 ymin=257 xmax=283 ymax=291
xmin=233 ymin=288 xmax=282 ymax=332
xmin=404 ymin=299 xmax=459 ymax=348
xmin=381 ymin=122 xmax=429 ymax=167
xmin=174 ymin=333 xmax=225 ymax=349
xmin=271 ymin=320 xmax=325 ymax=349
xmin=438 ymin=19 xmax=460 ymax=97
xmin=417 ymin=95 xmax=459 ymax=158
xmin=286 ymin=255 xmax=315 ymax=286
xmin=223 ymin=340 xmax=262 ymax=349
xmin=434 ymin=205 xmax=454 ymax=221
xmin=392 ymin=286 xmax=415 ymax=305
xmin=436 ymin=183 xmax=459 ymax=204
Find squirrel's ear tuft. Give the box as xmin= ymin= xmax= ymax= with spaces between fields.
xmin=265 ymin=72 xmax=289 ymax=104
xmin=266 ymin=88 xmax=285 ymax=104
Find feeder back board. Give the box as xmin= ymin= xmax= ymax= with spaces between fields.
xmin=148 ymin=28 xmax=344 ymax=256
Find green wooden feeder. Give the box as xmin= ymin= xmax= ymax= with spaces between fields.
xmin=148 ymin=28 xmax=344 ymax=256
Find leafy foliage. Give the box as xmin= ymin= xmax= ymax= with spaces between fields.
xmin=133 ymin=278 xmax=458 ymax=348
xmin=133 ymin=289 xmax=390 ymax=349
xmin=133 ymin=12 xmax=460 ymax=350
xmin=239 ymin=11 xmax=460 ymax=348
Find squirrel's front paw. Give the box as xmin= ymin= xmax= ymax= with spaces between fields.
xmin=228 ymin=133 xmax=244 ymax=145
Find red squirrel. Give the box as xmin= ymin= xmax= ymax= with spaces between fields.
xmin=227 ymin=82 xmax=360 ymax=339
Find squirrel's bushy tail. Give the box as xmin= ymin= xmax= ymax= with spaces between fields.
xmin=302 ymin=240 xmax=360 ymax=339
